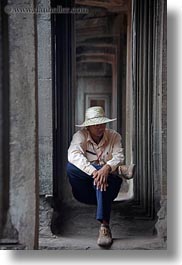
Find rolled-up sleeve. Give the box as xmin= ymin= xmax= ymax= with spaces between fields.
xmin=68 ymin=131 xmax=96 ymax=175
xmin=106 ymin=133 xmax=125 ymax=172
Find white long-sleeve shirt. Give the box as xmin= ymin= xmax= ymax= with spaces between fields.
xmin=68 ymin=128 xmax=125 ymax=175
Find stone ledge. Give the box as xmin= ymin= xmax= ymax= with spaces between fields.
xmin=39 ymin=235 xmax=167 ymax=250
xmin=0 ymin=239 xmax=25 ymax=250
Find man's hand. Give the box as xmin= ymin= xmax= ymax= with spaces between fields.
xmin=92 ymin=164 xmax=111 ymax=191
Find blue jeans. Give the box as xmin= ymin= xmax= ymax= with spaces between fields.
xmin=67 ymin=162 xmax=122 ymax=223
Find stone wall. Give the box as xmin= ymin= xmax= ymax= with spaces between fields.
xmin=0 ymin=0 xmax=3 ymax=237
xmin=161 ymin=0 xmax=167 ymax=198
xmin=2 ymin=0 xmax=39 ymax=249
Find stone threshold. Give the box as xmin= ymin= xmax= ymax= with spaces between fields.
xmin=39 ymin=235 xmax=167 ymax=250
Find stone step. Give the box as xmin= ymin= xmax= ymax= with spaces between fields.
xmin=0 ymin=239 xmax=25 ymax=250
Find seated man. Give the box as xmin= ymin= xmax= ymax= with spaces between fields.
xmin=67 ymin=106 xmax=135 ymax=248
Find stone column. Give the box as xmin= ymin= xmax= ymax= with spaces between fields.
xmin=154 ymin=0 xmax=167 ymax=242
xmin=0 ymin=0 xmax=10 ymax=240
xmin=37 ymin=0 xmax=53 ymax=196
xmin=7 ymin=0 xmax=39 ymax=249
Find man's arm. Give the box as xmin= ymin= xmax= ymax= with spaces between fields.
xmin=93 ymin=132 xmax=124 ymax=191
xmin=93 ymin=164 xmax=111 ymax=191
xmin=68 ymin=130 xmax=96 ymax=176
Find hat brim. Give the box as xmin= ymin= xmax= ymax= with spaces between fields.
xmin=76 ymin=117 xmax=117 ymax=127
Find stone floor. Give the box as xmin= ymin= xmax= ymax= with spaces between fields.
xmin=39 ymin=196 xmax=167 ymax=250
xmin=0 ymin=196 xmax=167 ymax=250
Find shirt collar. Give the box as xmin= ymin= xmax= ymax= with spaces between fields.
xmin=86 ymin=128 xmax=108 ymax=147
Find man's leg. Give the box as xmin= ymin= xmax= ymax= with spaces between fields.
xmin=67 ymin=162 xmax=97 ymax=205
xmin=67 ymin=162 xmax=122 ymax=247
xmin=94 ymin=173 xmax=122 ymax=223
xmin=67 ymin=162 xmax=122 ymax=222
xmin=94 ymin=171 xmax=122 ymax=247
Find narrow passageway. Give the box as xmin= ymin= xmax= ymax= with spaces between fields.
xmin=39 ymin=0 xmax=167 ymax=250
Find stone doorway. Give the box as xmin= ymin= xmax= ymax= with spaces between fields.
xmin=51 ymin=0 xmax=135 ymax=215
xmin=50 ymin=0 xmax=161 ymax=239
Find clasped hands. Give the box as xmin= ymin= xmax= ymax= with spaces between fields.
xmin=92 ymin=164 xmax=111 ymax=192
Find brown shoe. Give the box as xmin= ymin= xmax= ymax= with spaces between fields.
xmin=118 ymin=164 xmax=136 ymax=180
xmin=97 ymin=224 xmax=113 ymax=247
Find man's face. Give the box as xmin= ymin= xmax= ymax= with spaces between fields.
xmin=87 ymin=123 xmax=106 ymax=139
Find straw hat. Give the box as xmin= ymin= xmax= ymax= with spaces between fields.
xmin=76 ymin=106 xmax=117 ymax=127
